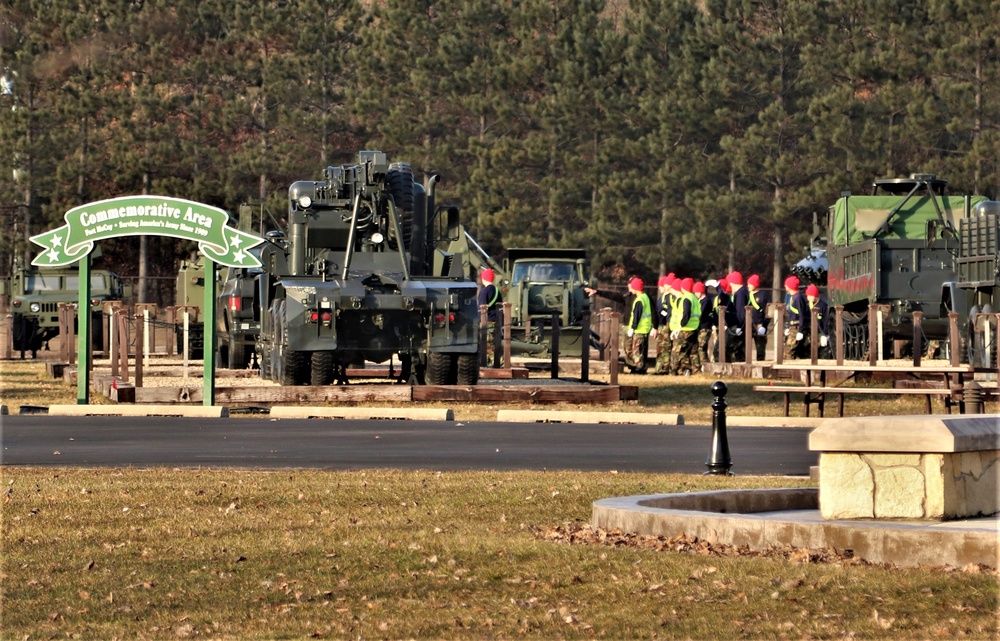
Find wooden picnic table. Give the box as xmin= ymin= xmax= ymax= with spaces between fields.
xmin=762 ymin=363 xmax=975 ymax=417
xmin=769 ymin=362 xmax=972 ymax=389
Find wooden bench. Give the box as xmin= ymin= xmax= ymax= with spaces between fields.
xmin=753 ymin=385 xmax=957 ymax=417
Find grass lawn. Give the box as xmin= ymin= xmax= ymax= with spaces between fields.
xmin=2 ymin=359 xmax=998 ymax=639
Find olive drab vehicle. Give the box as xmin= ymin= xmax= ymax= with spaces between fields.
xmin=826 ymin=174 xmax=989 ymax=359
xmin=255 ymin=150 xmax=480 ymax=385
xmin=6 ymin=262 xmax=127 ymax=355
xmin=949 ymin=200 xmax=1000 ymax=368
xmin=428 ymin=207 xmax=592 ymax=356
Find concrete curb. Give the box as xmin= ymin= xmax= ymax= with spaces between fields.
xmin=497 ymin=409 xmax=683 ymax=425
xmin=592 ymin=489 xmax=999 ymax=569
xmin=269 ymin=407 xmax=454 ymax=421
xmin=727 ymin=416 xmax=823 ymax=428
xmin=47 ymin=404 xmax=229 ymax=418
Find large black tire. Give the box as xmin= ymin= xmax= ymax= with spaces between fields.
xmin=225 ymin=338 xmax=250 ymax=369
xmin=425 ymin=351 xmax=456 ymax=385
xmin=456 ymin=353 xmax=480 ymax=386
xmin=968 ymin=304 xmax=996 ymax=369
xmin=387 ymin=162 xmax=414 ymax=251
xmin=11 ymin=314 xmax=42 ymax=354
xmin=311 ymin=350 xmax=334 ymax=386
xmin=281 ymin=349 xmax=306 ymax=386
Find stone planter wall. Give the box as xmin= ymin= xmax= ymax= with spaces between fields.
xmin=810 ymin=415 xmax=1000 ymax=521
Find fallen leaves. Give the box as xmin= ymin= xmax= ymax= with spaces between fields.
xmin=539 ymin=522 xmax=887 ymax=568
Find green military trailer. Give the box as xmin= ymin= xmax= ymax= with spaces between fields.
xmin=826 ymin=174 xmax=988 ymax=359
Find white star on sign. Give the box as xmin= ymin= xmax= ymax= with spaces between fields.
xmin=51 ymin=234 xmax=63 ymax=248
xmin=233 ymin=249 xmax=246 ymax=264
xmin=229 ymin=233 xmax=243 ymax=249
xmin=47 ymin=248 xmax=60 ymax=262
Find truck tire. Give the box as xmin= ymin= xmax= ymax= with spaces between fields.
xmin=311 ymin=350 xmax=334 ymax=386
xmin=387 ymin=162 xmax=414 ymax=250
xmin=456 ymin=353 xmax=480 ymax=385
xmin=425 ymin=351 xmax=455 ymax=386
xmin=281 ymin=349 xmax=306 ymax=386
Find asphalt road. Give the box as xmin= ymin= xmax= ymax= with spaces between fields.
xmin=0 ymin=416 xmax=815 ymax=475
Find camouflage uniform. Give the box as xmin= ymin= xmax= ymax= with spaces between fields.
xmin=697 ymin=328 xmax=712 ymax=364
xmin=668 ymin=330 xmax=697 ymax=374
xmin=783 ymin=329 xmax=803 ymax=360
xmin=624 ymin=330 xmax=648 ymax=371
xmin=654 ymin=330 xmax=673 ymax=374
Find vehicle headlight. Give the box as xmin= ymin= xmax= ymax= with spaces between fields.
xmin=29 ymin=302 xmax=40 ymax=313
xmin=298 ymin=195 xmax=312 ymax=209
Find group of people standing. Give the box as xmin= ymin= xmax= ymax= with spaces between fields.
xmin=585 ymin=270 xmax=830 ymax=374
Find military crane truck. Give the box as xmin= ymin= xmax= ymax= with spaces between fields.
xmin=826 ymin=174 xmax=988 ymax=359
xmin=428 ymin=206 xmax=592 ymax=356
xmin=255 ymin=150 xmax=480 ymax=386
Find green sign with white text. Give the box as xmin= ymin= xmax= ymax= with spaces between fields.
xmin=30 ymin=196 xmax=263 ymax=268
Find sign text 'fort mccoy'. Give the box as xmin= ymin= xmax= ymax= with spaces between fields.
xmin=30 ymin=196 xmax=263 ymax=268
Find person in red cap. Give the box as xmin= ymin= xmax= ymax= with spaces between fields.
xmin=667 ymin=277 xmax=702 ymax=374
xmin=478 ymin=267 xmax=504 ymax=366
xmin=782 ymin=275 xmax=807 ymax=359
xmin=586 ymin=276 xmax=652 ymax=373
xmin=725 ymin=271 xmax=749 ymax=361
xmin=693 ymin=281 xmax=715 ymax=365
xmin=802 ymin=283 xmax=831 ymax=355
xmin=746 ymin=274 xmax=771 ymax=360
xmin=651 ymin=275 xmax=675 ymax=374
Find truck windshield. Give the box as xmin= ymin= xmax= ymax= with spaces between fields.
xmin=65 ymin=275 xmax=107 ymax=291
xmin=511 ymin=262 xmax=574 ymax=285
xmin=25 ymin=274 xmax=61 ymax=292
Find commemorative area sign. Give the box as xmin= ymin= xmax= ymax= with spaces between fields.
xmin=29 ymin=196 xmax=264 ymax=405
xmin=30 ymin=196 xmax=262 ymax=269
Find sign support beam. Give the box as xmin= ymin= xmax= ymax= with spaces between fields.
xmin=203 ymin=257 xmax=216 ymax=406
xmin=76 ymin=253 xmax=91 ymax=404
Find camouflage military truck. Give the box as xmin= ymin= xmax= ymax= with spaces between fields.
xmin=826 ymin=174 xmax=988 ymax=359
xmin=7 ymin=262 xmax=127 ymax=355
xmin=254 ymin=150 xmax=480 ymax=385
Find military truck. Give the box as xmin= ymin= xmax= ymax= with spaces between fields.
xmin=254 ymin=150 xmax=480 ymax=385
xmin=948 ymin=200 xmax=999 ymax=367
xmin=6 ymin=262 xmax=127 ymax=355
xmin=826 ymin=174 xmax=988 ymax=359
xmin=173 ymin=253 xmax=261 ymax=367
xmin=428 ymin=209 xmax=592 ymax=355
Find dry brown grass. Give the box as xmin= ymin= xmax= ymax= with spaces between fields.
xmin=3 ymin=468 xmax=997 ymax=640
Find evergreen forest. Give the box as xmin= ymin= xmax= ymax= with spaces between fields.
xmin=1 ymin=0 xmax=997 ymax=303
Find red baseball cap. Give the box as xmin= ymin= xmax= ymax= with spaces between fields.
xmin=806 ymin=284 xmax=820 ymax=297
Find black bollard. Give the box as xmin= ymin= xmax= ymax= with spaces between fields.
xmin=705 ymin=380 xmax=734 ymax=475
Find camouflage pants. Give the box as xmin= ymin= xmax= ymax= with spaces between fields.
xmin=485 ymin=322 xmax=504 ymax=367
xmin=783 ymin=328 xmax=803 ymax=360
xmin=623 ymin=332 xmax=648 ymax=370
xmin=668 ymin=330 xmax=697 ymax=374
xmin=654 ymin=331 xmax=673 ymax=374
xmin=697 ymin=328 xmax=712 ymax=364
